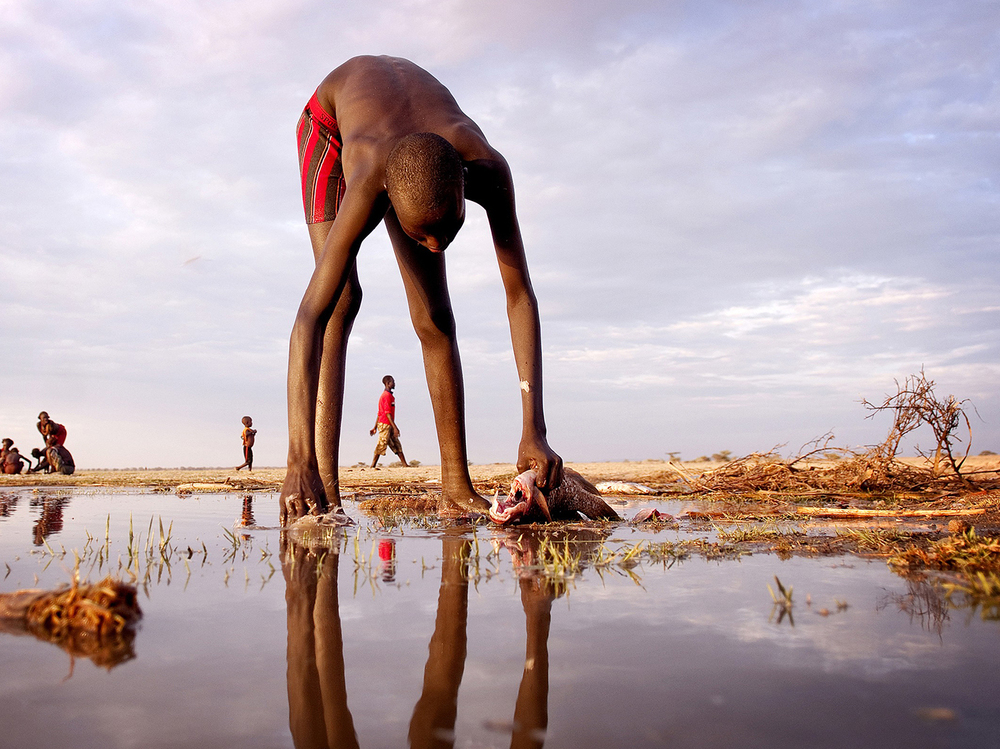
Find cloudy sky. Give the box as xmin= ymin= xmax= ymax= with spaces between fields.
xmin=1 ymin=0 xmax=997 ymax=469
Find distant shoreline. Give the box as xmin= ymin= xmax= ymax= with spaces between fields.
xmin=0 ymin=461 xmax=682 ymax=490
xmin=3 ymin=456 xmax=997 ymax=491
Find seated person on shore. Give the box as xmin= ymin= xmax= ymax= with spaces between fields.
xmin=281 ymin=55 xmax=563 ymax=522
xmin=0 ymin=438 xmax=10 ymax=465
xmin=2 ymin=445 xmax=29 ymax=475
xmin=37 ymin=411 xmax=67 ymax=447
xmin=44 ymin=437 xmax=75 ymax=475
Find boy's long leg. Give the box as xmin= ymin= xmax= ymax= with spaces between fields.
xmin=384 ymin=212 xmax=486 ymax=512
xmin=283 ymin=220 xmax=363 ymax=519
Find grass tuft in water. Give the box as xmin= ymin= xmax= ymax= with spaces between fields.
xmin=889 ymin=528 xmax=1000 ymax=572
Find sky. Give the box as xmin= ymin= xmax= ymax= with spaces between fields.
xmin=1 ymin=0 xmax=998 ymax=469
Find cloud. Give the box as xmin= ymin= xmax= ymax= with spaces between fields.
xmin=1 ymin=0 xmax=998 ymax=467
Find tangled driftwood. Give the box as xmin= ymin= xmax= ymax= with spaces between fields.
xmin=670 ymin=374 xmax=999 ymax=499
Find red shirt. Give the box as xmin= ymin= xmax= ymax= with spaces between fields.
xmin=377 ymin=390 xmax=395 ymax=425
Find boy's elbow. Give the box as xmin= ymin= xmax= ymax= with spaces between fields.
xmin=505 ymin=288 xmax=537 ymax=317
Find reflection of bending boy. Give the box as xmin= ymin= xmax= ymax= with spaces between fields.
xmin=370 ymin=375 xmax=407 ymax=468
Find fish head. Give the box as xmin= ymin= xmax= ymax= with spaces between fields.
xmin=489 ymin=470 xmax=552 ymax=524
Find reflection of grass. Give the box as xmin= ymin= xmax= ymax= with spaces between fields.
xmin=942 ymin=572 xmax=1000 ymax=620
xmin=537 ymin=536 xmax=583 ymax=579
xmin=768 ymin=576 xmax=794 ymax=626
xmin=836 ymin=527 xmax=915 ymax=552
xmin=715 ymin=524 xmax=787 ymax=543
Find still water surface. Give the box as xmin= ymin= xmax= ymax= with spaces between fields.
xmin=0 ymin=488 xmax=996 ymax=748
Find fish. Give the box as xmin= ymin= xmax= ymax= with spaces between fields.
xmin=630 ymin=507 xmax=675 ymax=524
xmin=488 ymin=468 xmax=622 ymax=525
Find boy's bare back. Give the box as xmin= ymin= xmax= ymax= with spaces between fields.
xmin=316 ymin=56 xmax=494 ymax=172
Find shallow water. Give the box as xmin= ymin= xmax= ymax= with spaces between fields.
xmin=0 ymin=488 xmax=997 ymax=748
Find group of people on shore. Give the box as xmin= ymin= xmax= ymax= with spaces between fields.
xmin=1 ymin=412 xmax=75 ymax=475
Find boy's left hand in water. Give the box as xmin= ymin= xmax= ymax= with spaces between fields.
xmin=517 ymin=437 xmax=563 ymax=492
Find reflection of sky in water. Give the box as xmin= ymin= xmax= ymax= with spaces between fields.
xmin=0 ymin=489 xmax=997 ymax=748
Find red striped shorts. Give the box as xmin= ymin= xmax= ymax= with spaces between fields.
xmin=297 ymin=91 xmax=346 ymax=224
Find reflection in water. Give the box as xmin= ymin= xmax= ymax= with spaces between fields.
xmin=30 ymin=494 xmax=68 ymax=546
xmin=879 ymin=575 xmax=951 ymax=637
xmin=282 ymin=535 xmax=359 ymax=749
xmin=283 ymin=529 xmax=593 ymax=749
xmin=497 ymin=528 xmax=610 ymax=749
xmin=378 ymin=539 xmax=396 ymax=582
xmin=0 ymin=493 xmax=17 ymax=518
xmin=0 ymin=577 xmax=141 ymax=672
xmin=236 ymin=495 xmax=256 ymax=529
xmin=408 ymin=532 xmax=476 ymax=748
xmin=509 ymin=562 xmax=554 ymax=749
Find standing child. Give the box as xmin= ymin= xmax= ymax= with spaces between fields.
xmin=36 ymin=412 xmax=67 ymax=447
xmin=235 ymin=416 xmax=257 ymax=472
xmin=370 ymin=375 xmax=408 ymax=469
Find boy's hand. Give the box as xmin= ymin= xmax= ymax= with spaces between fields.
xmin=370 ymin=427 xmax=376 ymax=436
xmin=517 ymin=435 xmax=563 ymax=492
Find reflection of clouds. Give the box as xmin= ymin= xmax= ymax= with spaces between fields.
xmin=548 ymin=553 xmax=973 ymax=680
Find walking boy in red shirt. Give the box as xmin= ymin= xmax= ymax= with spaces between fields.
xmin=370 ymin=375 xmax=408 ymax=468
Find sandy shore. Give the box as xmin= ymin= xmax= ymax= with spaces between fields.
xmin=3 ymin=456 xmax=998 ymax=493
xmin=0 ymin=460 xmax=690 ymax=491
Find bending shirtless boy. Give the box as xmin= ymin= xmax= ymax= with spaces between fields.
xmin=281 ymin=55 xmax=562 ymax=523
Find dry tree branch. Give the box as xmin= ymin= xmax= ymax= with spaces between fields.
xmin=862 ymin=370 xmax=973 ymax=486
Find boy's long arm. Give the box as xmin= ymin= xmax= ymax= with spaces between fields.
xmin=470 ymin=158 xmax=563 ymax=490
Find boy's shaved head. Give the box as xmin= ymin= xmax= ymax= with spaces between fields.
xmin=385 ymin=133 xmax=464 ymax=228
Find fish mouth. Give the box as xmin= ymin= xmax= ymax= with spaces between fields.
xmin=488 ymin=478 xmax=533 ymax=525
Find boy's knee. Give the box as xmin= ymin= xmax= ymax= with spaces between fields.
xmin=412 ymin=307 xmax=456 ymax=343
xmin=340 ymin=281 xmax=363 ymax=320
